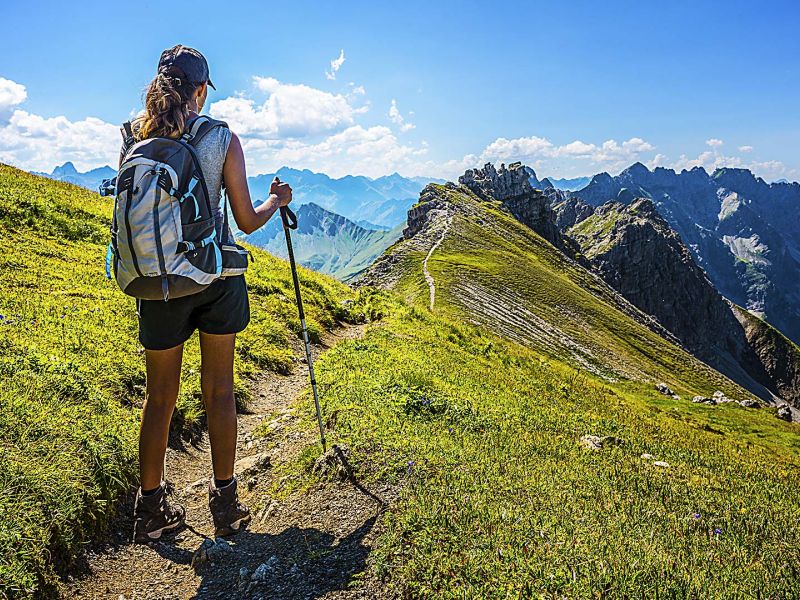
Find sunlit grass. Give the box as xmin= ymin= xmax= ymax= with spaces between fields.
xmin=0 ymin=164 xmax=356 ymax=597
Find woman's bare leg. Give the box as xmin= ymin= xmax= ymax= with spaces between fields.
xmin=199 ymin=332 xmax=238 ymax=481
xmin=140 ymin=344 xmax=184 ymax=490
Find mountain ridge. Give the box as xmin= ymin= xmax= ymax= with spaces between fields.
xmin=245 ymin=201 xmax=402 ymax=281
xmin=570 ymin=162 xmax=800 ymax=344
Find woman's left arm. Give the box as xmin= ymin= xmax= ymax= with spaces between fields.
xmin=223 ymin=132 xmax=292 ymax=234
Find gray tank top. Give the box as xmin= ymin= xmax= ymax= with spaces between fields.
xmin=193 ymin=123 xmax=233 ymax=242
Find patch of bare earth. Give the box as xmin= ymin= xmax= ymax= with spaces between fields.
xmin=63 ymin=324 xmax=397 ymax=600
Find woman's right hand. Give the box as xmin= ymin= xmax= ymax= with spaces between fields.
xmin=270 ymin=177 xmax=293 ymax=207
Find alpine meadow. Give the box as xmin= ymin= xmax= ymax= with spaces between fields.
xmin=1 ymin=1 xmax=800 ymax=598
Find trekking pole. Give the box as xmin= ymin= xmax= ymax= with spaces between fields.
xmin=280 ymin=205 xmax=327 ymax=452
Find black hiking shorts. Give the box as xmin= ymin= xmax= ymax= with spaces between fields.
xmin=137 ymin=275 xmax=250 ymax=350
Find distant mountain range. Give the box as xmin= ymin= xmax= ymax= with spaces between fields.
xmin=244 ymin=202 xmax=403 ymax=281
xmin=247 ymin=167 xmax=444 ymax=227
xmin=33 ymin=162 xmax=116 ymax=192
xmin=542 ymin=175 xmax=592 ymax=191
xmin=566 ymin=163 xmax=800 ymax=345
xmin=35 ymin=162 xmax=441 ymax=228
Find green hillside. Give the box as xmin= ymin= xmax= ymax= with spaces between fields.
xmin=375 ymin=184 xmax=753 ymax=399
xmin=313 ymin=184 xmax=800 ymax=595
xmin=314 ymin=290 xmax=800 ymax=597
xmin=245 ymin=202 xmax=403 ymax=282
xmin=2 ymin=166 xmax=799 ymax=598
xmin=0 ymin=165 xmax=357 ymax=597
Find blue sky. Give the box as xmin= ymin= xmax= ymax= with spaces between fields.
xmin=0 ymin=0 xmax=798 ymax=180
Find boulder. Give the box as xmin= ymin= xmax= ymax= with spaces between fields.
xmin=739 ymin=398 xmax=761 ymax=409
xmin=656 ymin=383 xmax=674 ymax=396
xmin=777 ymin=404 xmax=793 ymax=422
xmin=692 ymin=396 xmax=716 ymax=405
xmin=235 ymin=452 xmax=271 ymax=478
xmin=579 ymin=435 xmax=624 ymax=451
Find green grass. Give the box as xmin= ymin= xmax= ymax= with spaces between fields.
xmin=310 ymin=289 xmax=800 ymax=597
xmin=0 ymin=164 xmax=357 ymax=598
xmin=386 ymin=185 xmax=752 ymax=400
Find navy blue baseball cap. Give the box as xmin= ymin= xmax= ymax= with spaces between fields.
xmin=158 ymin=45 xmax=216 ymax=90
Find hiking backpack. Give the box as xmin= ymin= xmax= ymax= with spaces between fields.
xmin=105 ymin=115 xmax=248 ymax=300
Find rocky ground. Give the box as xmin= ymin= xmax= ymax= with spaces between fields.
xmin=62 ymin=324 xmax=396 ymax=600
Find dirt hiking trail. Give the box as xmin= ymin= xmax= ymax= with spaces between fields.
xmin=64 ymin=323 xmax=395 ymax=600
xmin=422 ymin=212 xmax=451 ymax=311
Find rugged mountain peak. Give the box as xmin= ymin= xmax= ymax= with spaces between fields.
xmin=621 ymin=161 xmax=650 ymax=178
xmin=539 ymin=177 xmax=555 ymax=190
xmin=53 ymin=161 xmax=78 ymax=176
xmin=552 ymin=196 xmax=595 ymax=230
xmin=567 ymin=197 xmax=790 ymax=403
xmin=459 ymin=162 xmax=534 ymax=201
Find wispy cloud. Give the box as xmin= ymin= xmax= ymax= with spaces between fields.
xmin=706 ymin=138 xmax=724 ymax=148
xmin=325 ymin=49 xmax=346 ymax=80
xmin=388 ymin=99 xmax=415 ymax=132
xmin=738 ymin=145 xmax=754 ymax=153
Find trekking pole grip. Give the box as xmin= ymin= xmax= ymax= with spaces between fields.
xmin=280 ymin=206 xmax=298 ymax=230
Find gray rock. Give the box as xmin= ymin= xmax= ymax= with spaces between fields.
xmin=191 ymin=538 xmax=233 ymax=569
xmin=579 ymin=435 xmax=624 ymax=451
xmin=653 ymin=461 xmax=670 ymax=468
xmin=739 ymin=398 xmax=761 ymax=409
xmin=655 ymin=383 xmax=674 ymax=396
xmin=777 ymin=404 xmax=793 ymax=422
xmin=235 ymin=452 xmax=271 ymax=478
xmin=692 ymin=396 xmax=716 ymax=405
xmin=313 ymin=444 xmax=351 ymax=479
xmin=237 ymin=567 xmax=250 ymax=592
xmin=252 ymin=556 xmax=279 ymax=582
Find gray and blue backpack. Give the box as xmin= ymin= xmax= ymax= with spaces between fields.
xmin=103 ymin=115 xmax=249 ymax=300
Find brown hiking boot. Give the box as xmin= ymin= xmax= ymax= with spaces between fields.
xmin=133 ymin=484 xmax=186 ymax=544
xmin=209 ymin=476 xmax=251 ymax=537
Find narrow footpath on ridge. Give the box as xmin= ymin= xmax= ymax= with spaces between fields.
xmin=422 ymin=214 xmax=451 ymax=311
xmin=64 ymin=323 xmax=393 ymax=600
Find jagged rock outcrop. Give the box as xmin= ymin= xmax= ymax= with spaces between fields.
xmin=567 ymin=197 xmax=788 ymax=404
xmin=458 ymin=162 xmax=567 ymax=252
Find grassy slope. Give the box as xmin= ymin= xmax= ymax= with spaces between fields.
xmin=314 ymin=290 xmax=800 ymax=597
xmin=0 ymin=165 xmax=356 ymax=598
xmin=301 ymin=184 xmax=800 ymax=596
xmin=390 ymin=185 xmax=750 ymax=399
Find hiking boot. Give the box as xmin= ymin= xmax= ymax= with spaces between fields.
xmin=209 ymin=476 xmax=251 ymax=537
xmin=132 ymin=484 xmax=186 ymax=544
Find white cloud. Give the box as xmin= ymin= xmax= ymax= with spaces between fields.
xmin=473 ymin=135 xmax=655 ymax=176
xmin=0 ymin=109 xmax=119 ymax=172
xmin=671 ymin=148 xmax=791 ymax=181
xmin=325 ymin=49 xmax=346 ymax=80
xmin=388 ymin=99 xmax=415 ymax=132
xmin=268 ymin=125 xmax=426 ymax=178
xmin=210 ymin=77 xmax=361 ymax=138
xmin=0 ymin=77 xmax=27 ymax=110
xmin=738 ymin=145 xmax=754 ymax=153
xmin=706 ymin=138 xmax=724 ymax=148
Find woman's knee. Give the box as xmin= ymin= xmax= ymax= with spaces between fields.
xmin=202 ymin=383 xmax=235 ymax=411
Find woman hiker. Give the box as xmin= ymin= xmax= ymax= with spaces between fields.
xmin=128 ymin=45 xmax=292 ymax=543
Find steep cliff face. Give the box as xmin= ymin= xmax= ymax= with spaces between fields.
xmin=552 ymin=197 xmax=595 ymax=230
xmin=731 ymin=305 xmax=800 ymax=406
xmin=567 ymin=198 xmax=789 ymax=403
xmin=570 ymin=163 xmax=800 ymax=345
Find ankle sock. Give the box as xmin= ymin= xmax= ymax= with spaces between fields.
xmin=214 ymin=477 xmax=234 ymax=489
xmin=141 ymin=485 xmax=161 ymax=496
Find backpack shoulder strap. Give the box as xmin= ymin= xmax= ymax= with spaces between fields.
xmin=118 ymin=121 xmax=137 ymax=167
xmin=181 ymin=116 xmax=229 ymax=147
